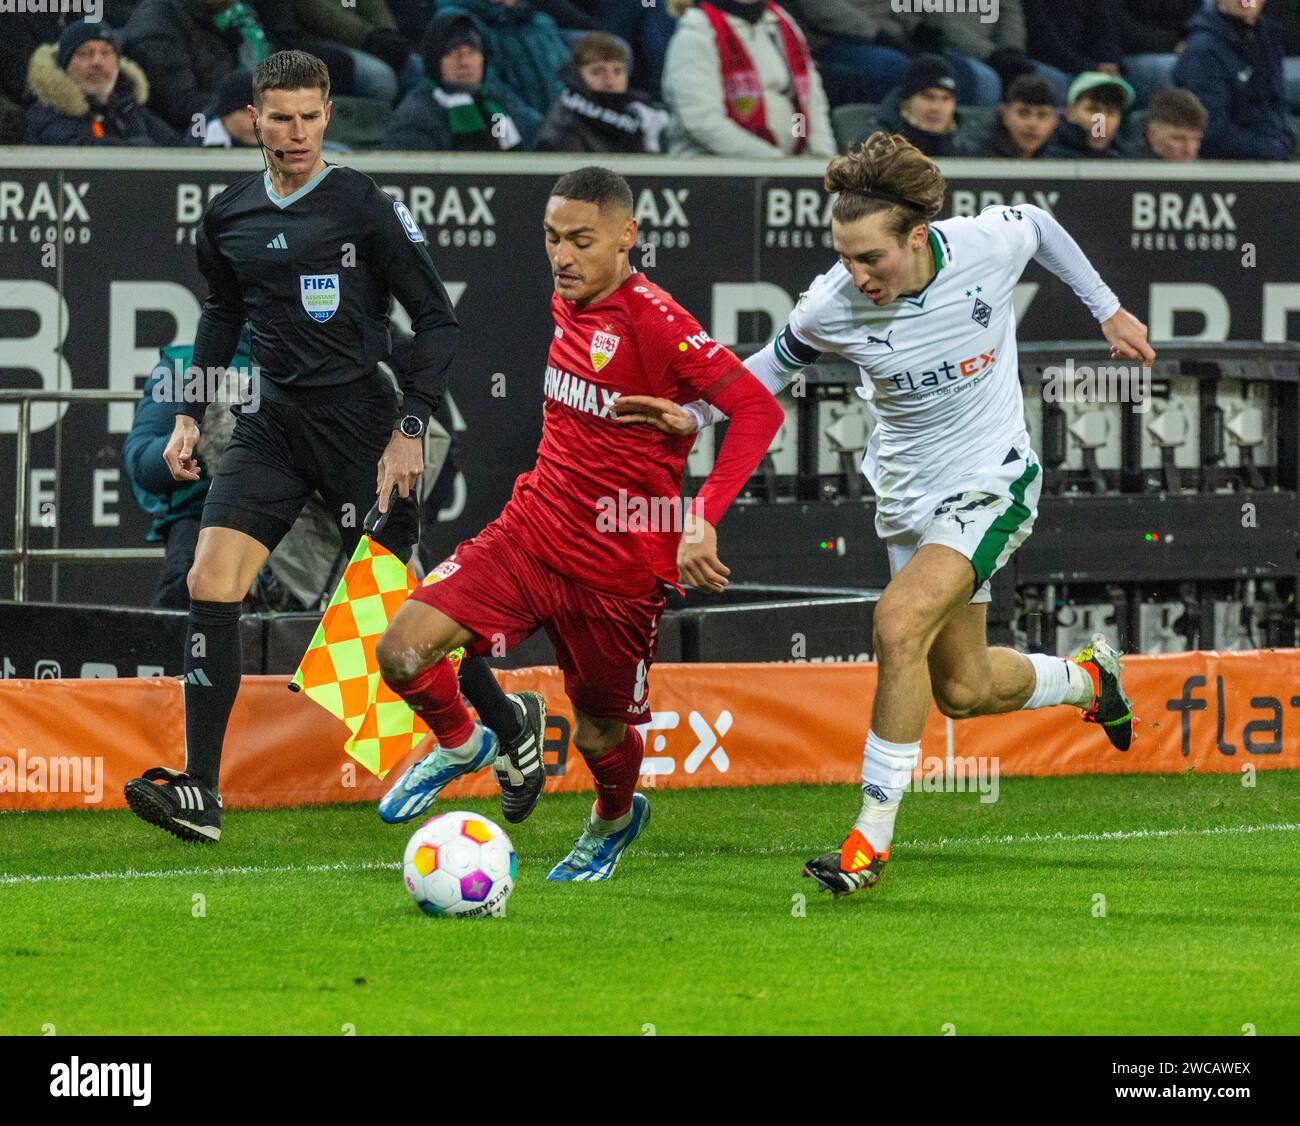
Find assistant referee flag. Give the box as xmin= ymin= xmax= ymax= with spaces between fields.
xmin=290 ymin=535 xmax=464 ymax=779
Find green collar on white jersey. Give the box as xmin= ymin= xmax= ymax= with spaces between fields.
xmin=902 ymin=228 xmax=948 ymax=309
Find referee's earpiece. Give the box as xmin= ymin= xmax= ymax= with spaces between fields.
xmin=250 ymin=111 xmax=284 ymax=161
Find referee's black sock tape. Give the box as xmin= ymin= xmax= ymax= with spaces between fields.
xmin=183 ymin=599 xmax=243 ymax=793
xmin=458 ymin=655 xmax=523 ymax=745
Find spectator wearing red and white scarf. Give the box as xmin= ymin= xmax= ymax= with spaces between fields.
xmin=662 ymin=0 xmax=834 ymax=157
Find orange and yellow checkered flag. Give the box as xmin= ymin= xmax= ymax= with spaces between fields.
xmin=290 ymin=534 xmax=463 ymax=779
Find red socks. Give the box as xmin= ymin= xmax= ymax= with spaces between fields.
xmin=587 ymin=725 xmax=645 ymax=821
xmin=384 ymin=658 xmax=476 ymax=748
xmin=385 ymin=660 xmax=644 ymax=816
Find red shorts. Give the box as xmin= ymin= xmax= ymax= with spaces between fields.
xmin=409 ymin=519 xmax=665 ymax=723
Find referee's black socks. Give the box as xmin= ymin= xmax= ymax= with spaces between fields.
xmin=458 ymin=656 xmax=523 ymax=745
xmin=183 ymin=599 xmax=243 ymax=793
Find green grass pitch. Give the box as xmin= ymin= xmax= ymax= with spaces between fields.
xmin=2 ymin=773 xmax=1298 ymax=1035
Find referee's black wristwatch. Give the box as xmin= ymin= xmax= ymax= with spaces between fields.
xmin=394 ymin=414 xmax=425 ymax=439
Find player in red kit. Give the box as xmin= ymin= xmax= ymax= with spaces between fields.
xmin=373 ymin=167 xmax=784 ymax=880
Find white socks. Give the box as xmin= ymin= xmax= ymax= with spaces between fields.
xmin=1024 ymin=653 xmax=1094 ymax=710
xmin=1065 ymin=660 xmax=1095 ymax=706
xmin=855 ymin=798 xmax=901 ymax=855
xmin=854 ymin=729 xmax=921 ymax=854
xmin=439 ymin=722 xmax=484 ymax=763
xmin=849 ymin=653 xmax=1093 ymax=857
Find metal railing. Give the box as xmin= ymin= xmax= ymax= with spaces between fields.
xmin=1 ymin=388 xmax=163 ymax=602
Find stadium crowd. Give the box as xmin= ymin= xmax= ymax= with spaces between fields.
xmin=1 ymin=0 xmax=1297 ymax=159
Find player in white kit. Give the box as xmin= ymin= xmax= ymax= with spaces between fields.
xmin=612 ymin=133 xmax=1156 ymax=896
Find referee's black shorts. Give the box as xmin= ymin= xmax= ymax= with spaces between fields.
xmin=200 ymin=370 xmax=420 ymax=561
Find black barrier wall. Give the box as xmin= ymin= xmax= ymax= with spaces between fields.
xmin=0 ymin=586 xmax=877 ymax=678
xmin=2 ymin=152 xmax=1298 ymax=604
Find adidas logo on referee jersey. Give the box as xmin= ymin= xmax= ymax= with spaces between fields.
xmin=266 ymin=232 xmax=288 ymax=249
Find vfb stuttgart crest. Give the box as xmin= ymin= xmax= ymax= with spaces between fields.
xmin=590 ymin=330 xmax=620 ymax=371
xmin=724 ymin=72 xmax=762 ymax=122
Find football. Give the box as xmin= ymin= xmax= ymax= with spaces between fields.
xmin=402 ymin=811 xmax=516 ymax=917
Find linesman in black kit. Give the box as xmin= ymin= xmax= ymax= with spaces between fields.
xmin=125 ymin=51 xmax=547 ymax=844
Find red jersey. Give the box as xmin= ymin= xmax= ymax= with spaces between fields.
xmin=497 ymin=272 xmax=746 ymax=597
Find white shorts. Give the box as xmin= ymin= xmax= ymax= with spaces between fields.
xmin=878 ymin=448 xmax=1043 ymax=604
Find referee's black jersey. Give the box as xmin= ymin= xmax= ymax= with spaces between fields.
xmin=183 ymin=163 xmax=458 ymax=426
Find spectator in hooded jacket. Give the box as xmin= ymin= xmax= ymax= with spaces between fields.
xmin=1129 ymin=86 xmax=1208 ymax=159
xmin=25 ymin=22 xmax=179 ymax=146
xmin=1043 ymin=71 xmax=1136 ymax=158
xmin=124 ymin=337 xmax=245 ymax=610
xmin=125 ymin=328 xmax=349 ymax=611
xmin=1172 ymin=0 xmax=1297 ymax=160
xmin=962 ymin=73 xmax=1059 ymax=158
xmin=435 ymin=0 xmax=572 ymax=117
xmin=868 ymin=54 xmax=960 ymax=158
xmin=662 ymin=0 xmax=835 ymax=157
xmin=535 ymin=31 xmax=669 ymax=152
xmin=383 ymin=11 xmax=534 ymax=150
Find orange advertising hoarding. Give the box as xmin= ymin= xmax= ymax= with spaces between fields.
xmin=1 ymin=650 xmax=1297 ymax=812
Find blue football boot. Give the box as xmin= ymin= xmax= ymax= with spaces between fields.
xmin=378 ymin=726 xmax=499 ymax=824
xmin=547 ymin=793 xmax=652 ymax=881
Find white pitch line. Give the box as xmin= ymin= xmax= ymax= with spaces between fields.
xmin=0 ymin=859 xmax=399 ymax=887
xmin=1 ymin=821 xmax=1298 ymax=887
xmin=640 ymin=820 xmax=1300 ymax=860
xmin=914 ymin=821 xmax=1300 ymax=849
xmin=639 ymin=820 xmax=1300 ymax=860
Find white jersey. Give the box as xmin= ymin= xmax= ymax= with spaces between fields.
xmin=795 ymin=206 xmax=1041 ymax=525
xmin=692 ymin=204 xmax=1119 ymax=533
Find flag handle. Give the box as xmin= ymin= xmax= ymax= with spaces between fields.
xmin=364 ymin=485 xmax=401 ymax=536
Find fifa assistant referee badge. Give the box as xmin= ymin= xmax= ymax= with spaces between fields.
xmin=396 ymin=415 xmax=425 ymax=439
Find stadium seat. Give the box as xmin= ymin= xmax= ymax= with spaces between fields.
xmin=326 ymin=95 xmax=393 ymax=151
xmin=831 ymin=103 xmax=877 ymax=151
